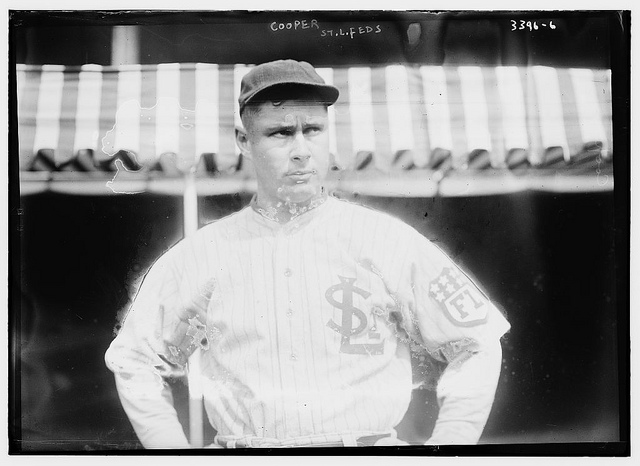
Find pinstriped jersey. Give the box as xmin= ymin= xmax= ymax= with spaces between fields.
xmin=105 ymin=196 xmax=510 ymax=447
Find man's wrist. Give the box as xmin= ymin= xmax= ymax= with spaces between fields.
xmin=426 ymin=420 xmax=482 ymax=445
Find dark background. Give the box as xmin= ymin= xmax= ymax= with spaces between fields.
xmin=13 ymin=10 xmax=611 ymax=68
xmin=10 ymin=10 xmax=629 ymax=453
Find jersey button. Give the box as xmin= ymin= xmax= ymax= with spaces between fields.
xmin=286 ymin=309 xmax=293 ymax=318
xmin=284 ymin=268 xmax=293 ymax=277
xmin=290 ymin=353 xmax=297 ymax=361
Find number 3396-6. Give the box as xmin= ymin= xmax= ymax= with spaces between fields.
xmin=510 ymin=20 xmax=556 ymax=31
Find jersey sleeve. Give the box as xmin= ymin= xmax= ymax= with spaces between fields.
xmin=398 ymin=230 xmax=510 ymax=360
xmin=104 ymin=243 xmax=213 ymax=448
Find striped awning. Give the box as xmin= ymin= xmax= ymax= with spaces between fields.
xmin=16 ymin=63 xmax=613 ymax=196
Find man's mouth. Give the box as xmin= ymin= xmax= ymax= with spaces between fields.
xmin=286 ymin=170 xmax=316 ymax=183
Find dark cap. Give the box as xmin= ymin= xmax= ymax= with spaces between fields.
xmin=238 ymin=59 xmax=339 ymax=114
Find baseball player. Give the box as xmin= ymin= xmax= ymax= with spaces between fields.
xmin=105 ymin=59 xmax=510 ymax=448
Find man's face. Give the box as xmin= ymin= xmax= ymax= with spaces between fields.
xmin=237 ymin=100 xmax=331 ymax=206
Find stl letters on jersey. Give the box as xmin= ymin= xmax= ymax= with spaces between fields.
xmin=325 ymin=276 xmax=385 ymax=356
xmin=429 ymin=267 xmax=488 ymax=327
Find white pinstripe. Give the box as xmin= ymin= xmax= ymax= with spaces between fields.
xmin=105 ymin=196 xmax=510 ymax=447
xmin=114 ymin=65 xmax=142 ymax=155
xmin=32 ymin=66 xmax=65 ymax=155
xmin=347 ymin=67 xmax=376 ymax=154
xmin=195 ymin=64 xmax=220 ymax=156
xmin=532 ymin=66 xmax=571 ymax=161
xmin=569 ymin=68 xmax=609 ymax=154
xmin=420 ymin=66 xmax=454 ymax=153
xmin=314 ymin=68 xmax=339 ymax=161
xmin=495 ymin=66 xmax=529 ymax=153
xmin=155 ymin=64 xmax=181 ymax=157
xmin=233 ymin=65 xmax=252 ymax=129
xmin=74 ymin=65 xmax=103 ymax=153
xmin=385 ymin=65 xmax=415 ymax=154
xmin=458 ymin=66 xmax=492 ymax=153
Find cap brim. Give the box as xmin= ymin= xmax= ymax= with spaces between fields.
xmin=242 ymin=82 xmax=339 ymax=109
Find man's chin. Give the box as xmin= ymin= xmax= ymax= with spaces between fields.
xmin=278 ymin=184 xmax=322 ymax=205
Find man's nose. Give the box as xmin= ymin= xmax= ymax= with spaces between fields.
xmin=290 ymin=132 xmax=312 ymax=162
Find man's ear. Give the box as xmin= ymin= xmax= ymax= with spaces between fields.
xmin=235 ymin=126 xmax=251 ymax=159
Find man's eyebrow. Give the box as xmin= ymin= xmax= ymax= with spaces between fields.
xmin=303 ymin=118 xmax=326 ymax=125
xmin=264 ymin=121 xmax=297 ymax=132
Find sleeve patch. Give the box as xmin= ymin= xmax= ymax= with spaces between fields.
xmin=428 ymin=267 xmax=488 ymax=327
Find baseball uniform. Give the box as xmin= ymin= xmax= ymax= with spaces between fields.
xmin=105 ymin=194 xmax=510 ymax=448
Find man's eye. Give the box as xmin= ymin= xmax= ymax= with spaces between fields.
xmin=272 ymin=129 xmax=293 ymax=137
xmin=304 ymin=126 xmax=322 ymax=135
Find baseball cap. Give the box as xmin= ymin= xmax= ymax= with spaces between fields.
xmin=238 ymin=59 xmax=340 ymax=114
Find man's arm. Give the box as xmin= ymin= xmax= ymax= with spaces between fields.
xmin=399 ymin=228 xmax=510 ymax=445
xmin=105 ymin=322 xmax=191 ymax=449
xmin=105 ymin=249 xmax=212 ymax=449
xmin=425 ymin=339 xmax=503 ymax=444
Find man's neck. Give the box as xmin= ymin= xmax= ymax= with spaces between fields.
xmin=252 ymin=191 xmax=328 ymax=224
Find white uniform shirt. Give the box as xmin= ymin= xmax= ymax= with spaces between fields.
xmin=105 ymin=196 xmax=510 ymax=448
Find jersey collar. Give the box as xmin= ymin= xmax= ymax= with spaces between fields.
xmin=250 ymin=191 xmax=329 ymax=225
